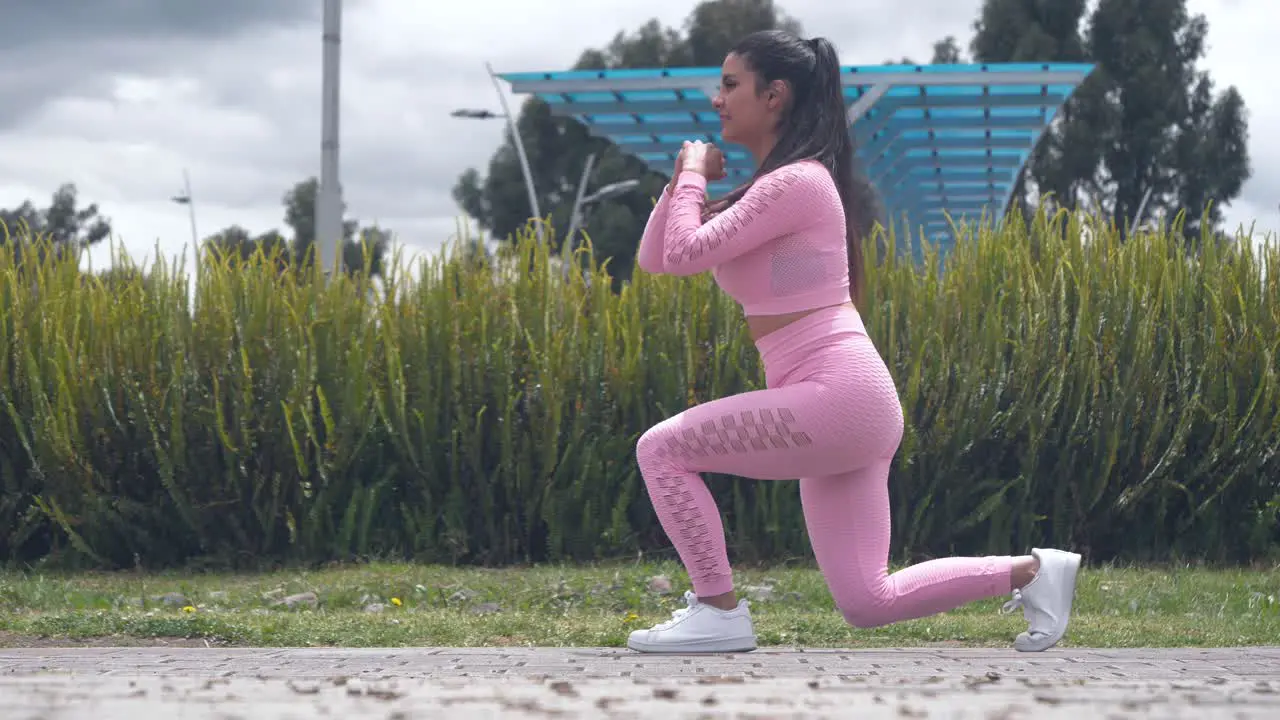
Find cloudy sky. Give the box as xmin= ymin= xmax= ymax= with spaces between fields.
xmin=0 ymin=0 xmax=1272 ymax=276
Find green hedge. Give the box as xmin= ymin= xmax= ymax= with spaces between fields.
xmin=1 ymin=208 xmax=1277 ymax=569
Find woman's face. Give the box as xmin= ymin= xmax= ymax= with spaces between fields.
xmin=711 ymin=52 xmax=778 ymax=145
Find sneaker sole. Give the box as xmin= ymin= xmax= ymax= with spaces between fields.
xmin=1016 ymin=551 xmax=1081 ymax=652
xmin=627 ymin=636 xmax=758 ymax=654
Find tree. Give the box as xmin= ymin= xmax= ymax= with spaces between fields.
xmin=204 ymin=225 xmax=291 ymax=272
xmin=1172 ymin=79 xmax=1249 ymax=239
xmin=885 ymin=36 xmax=969 ymax=65
xmin=92 ymin=264 xmax=158 ymax=295
xmin=970 ymin=0 xmax=1092 ymax=223
xmin=683 ymin=0 xmax=802 ymax=65
xmin=930 ymin=36 xmax=964 ymax=64
xmin=1085 ymin=0 xmax=1249 ymax=239
xmin=970 ymin=0 xmax=1251 ymax=242
xmin=452 ymin=0 xmax=803 ymax=285
xmin=0 ymin=183 xmax=111 ymax=247
xmin=282 ymin=178 xmax=360 ymax=263
xmin=203 ymin=177 xmax=388 ymax=277
xmin=343 ymin=224 xmax=390 ymax=279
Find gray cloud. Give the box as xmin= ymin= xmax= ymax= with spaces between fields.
xmin=0 ymin=0 xmax=321 ymax=49
xmin=0 ymin=0 xmax=323 ymax=129
xmin=0 ymin=0 xmax=1273 ymax=277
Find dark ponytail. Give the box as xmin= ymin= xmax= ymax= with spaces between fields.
xmin=707 ymin=31 xmax=883 ymax=308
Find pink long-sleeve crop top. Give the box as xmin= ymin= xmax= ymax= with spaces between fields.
xmin=635 ymin=159 xmax=851 ymax=316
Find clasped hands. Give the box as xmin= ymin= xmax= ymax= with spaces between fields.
xmin=675 ymin=140 xmax=727 ymax=182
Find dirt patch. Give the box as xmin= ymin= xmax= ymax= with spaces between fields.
xmin=488 ymin=635 xmax=527 ymax=647
xmin=0 ymin=630 xmax=236 ymax=649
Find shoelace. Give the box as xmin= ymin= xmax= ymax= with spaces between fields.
xmin=1001 ymin=587 xmax=1052 ymax=639
xmin=1000 ymin=588 xmax=1024 ymax=615
xmin=654 ymin=592 xmax=698 ymax=630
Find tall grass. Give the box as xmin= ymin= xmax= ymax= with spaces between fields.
xmin=0 ymin=208 xmax=1276 ymax=570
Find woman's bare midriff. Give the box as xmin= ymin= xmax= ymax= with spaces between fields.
xmin=746 ymin=301 xmax=856 ymax=343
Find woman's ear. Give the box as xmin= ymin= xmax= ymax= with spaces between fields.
xmin=766 ymin=79 xmax=789 ymax=110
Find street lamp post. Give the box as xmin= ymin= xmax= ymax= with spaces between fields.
xmin=565 ymin=179 xmax=641 ymax=247
xmin=170 ymin=168 xmax=200 ymax=284
xmin=564 ymin=152 xmax=598 ymax=257
xmin=451 ymin=62 xmax=544 ymax=244
xmin=315 ymin=0 xmax=345 ymax=278
xmin=561 ymin=157 xmax=640 ymax=280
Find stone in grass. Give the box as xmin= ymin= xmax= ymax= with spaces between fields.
xmin=154 ymin=592 xmax=188 ymax=607
xmin=550 ymin=580 xmax=583 ymax=602
xmin=470 ymin=602 xmax=502 ymax=615
xmin=741 ymin=585 xmax=775 ymax=602
xmin=647 ymin=575 xmax=673 ymax=595
xmin=449 ymin=588 xmax=480 ymax=603
xmin=588 ymin=576 xmax=625 ymax=597
xmin=273 ymin=591 xmax=319 ymax=610
xmin=364 ymin=603 xmax=388 ymax=614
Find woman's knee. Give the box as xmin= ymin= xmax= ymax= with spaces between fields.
xmin=839 ymin=603 xmax=893 ymax=629
xmin=829 ymin=579 xmax=896 ymax=628
xmin=635 ymin=418 xmax=677 ymax=474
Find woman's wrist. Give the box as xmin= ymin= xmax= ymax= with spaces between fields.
xmin=675 ymin=171 xmax=708 ymax=190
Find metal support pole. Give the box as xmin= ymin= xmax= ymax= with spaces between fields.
xmin=846 ymin=82 xmax=892 ymax=126
xmin=561 ymin=152 xmax=598 ymax=282
xmin=315 ymin=0 xmax=344 ymax=277
xmin=487 ymin=61 xmax=543 ymax=244
xmin=1132 ymin=185 xmax=1154 ymax=233
xmin=564 ymin=152 xmax=598 ymax=257
xmin=181 ymin=169 xmax=199 ymax=251
xmin=182 ymin=169 xmax=199 ymax=286
xmin=171 ymin=169 xmax=200 ymax=287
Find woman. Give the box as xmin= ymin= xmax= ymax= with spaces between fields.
xmin=629 ymin=29 xmax=1081 ymax=654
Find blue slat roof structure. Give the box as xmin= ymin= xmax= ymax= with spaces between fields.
xmin=500 ymin=62 xmax=1095 ymax=250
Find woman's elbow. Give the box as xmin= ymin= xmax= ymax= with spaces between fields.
xmin=636 ymin=255 xmax=665 ymax=274
xmin=660 ymin=259 xmax=703 ymax=276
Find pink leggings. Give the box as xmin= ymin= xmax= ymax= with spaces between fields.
xmin=635 ymin=305 xmax=1013 ymax=628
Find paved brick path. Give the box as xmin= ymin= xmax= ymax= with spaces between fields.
xmin=2 ymin=646 xmax=1278 ymax=718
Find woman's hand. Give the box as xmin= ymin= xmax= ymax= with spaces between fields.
xmin=682 ymin=140 xmax=709 ymax=176
xmin=666 ymin=146 xmax=687 ymax=195
xmin=707 ymin=145 xmax=726 ymax=181
xmin=683 ymin=141 xmax=726 ymax=181
xmin=668 ymin=141 xmax=725 ymax=194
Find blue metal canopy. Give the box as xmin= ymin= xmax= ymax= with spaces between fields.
xmin=500 ymin=62 xmax=1095 ymax=247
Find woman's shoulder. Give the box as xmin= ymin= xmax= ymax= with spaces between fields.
xmin=756 ymin=158 xmax=838 ymax=194
xmin=761 ymin=158 xmax=832 ymax=181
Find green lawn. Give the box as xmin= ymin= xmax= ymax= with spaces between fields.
xmin=1 ymin=561 xmax=1276 ymax=648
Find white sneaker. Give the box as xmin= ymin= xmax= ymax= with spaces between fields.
xmin=1001 ymin=548 xmax=1082 ymax=652
xmin=627 ymin=591 xmax=758 ymax=653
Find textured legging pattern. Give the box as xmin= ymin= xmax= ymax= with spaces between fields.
xmin=636 ymin=310 xmax=1013 ymax=628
